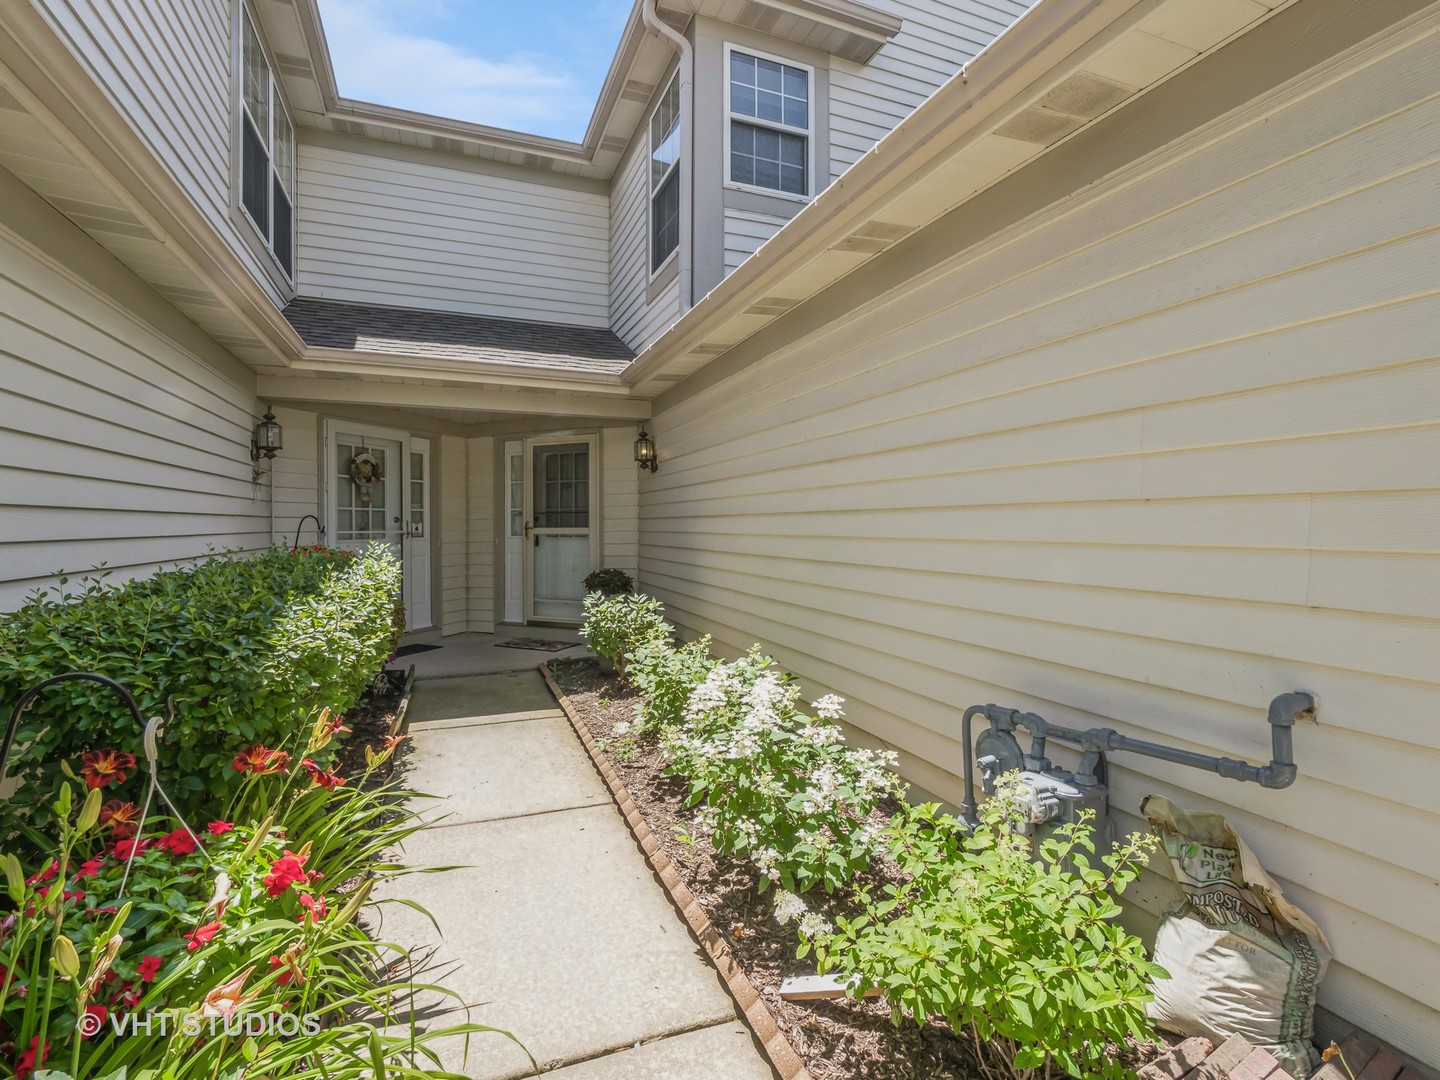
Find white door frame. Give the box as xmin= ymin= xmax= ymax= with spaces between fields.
xmin=322 ymin=418 xmax=433 ymax=631
xmin=523 ymin=433 xmax=600 ymax=624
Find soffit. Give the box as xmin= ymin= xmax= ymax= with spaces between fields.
xmin=623 ymin=0 xmax=1298 ymax=396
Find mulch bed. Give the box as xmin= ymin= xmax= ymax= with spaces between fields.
xmin=334 ymin=670 xmax=409 ymax=784
xmin=548 ymin=657 xmax=1109 ymax=1080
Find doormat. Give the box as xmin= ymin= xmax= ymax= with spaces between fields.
xmin=496 ymin=638 xmax=577 ymax=652
xmin=394 ymin=643 xmax=442 ymax=657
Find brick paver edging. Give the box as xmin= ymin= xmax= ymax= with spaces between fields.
xmin=538 ymin=662 xmax=814 ymax=1080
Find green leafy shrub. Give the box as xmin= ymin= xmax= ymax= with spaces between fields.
xmin=624 ymin=635 xmax=716 ymax=733
xmin=579 ymin=592 xmax=671 ymax=674
xmin=580 ymin=568 xmax=634 ymax=596
xmin=798 ymin=773 xmax=1165 ymax=1080
xmin=662 ymin=653 xmax=903 ymax=894
xmin=0 ymin=545 xmax=402 ymax=832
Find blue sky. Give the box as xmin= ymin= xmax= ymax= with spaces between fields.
xmin=315 ymin=0 xmax=633 ymax=142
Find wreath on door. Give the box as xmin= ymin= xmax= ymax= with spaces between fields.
xmin=348 ymin=451 xmax=383 ymax=506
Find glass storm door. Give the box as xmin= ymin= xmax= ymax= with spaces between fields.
xmin=404 ymin=437 xmax=432 ymax=630
xmin=525 ymin=436 xmax=597 ymax=623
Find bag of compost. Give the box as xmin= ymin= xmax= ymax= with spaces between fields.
xmin=1142 ymin=795 xmax=1330 ymax=1079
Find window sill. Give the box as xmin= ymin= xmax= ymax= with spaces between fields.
xmin=724 ymin=180 xmax=811 ymax=205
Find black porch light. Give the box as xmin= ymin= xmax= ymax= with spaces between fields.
xmin=634 ymin=427 xmax=657 ymax=472
xmin=250 ymin=410 xmax=283 ymax=461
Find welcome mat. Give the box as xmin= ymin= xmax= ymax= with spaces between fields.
xmin=495 ymin=638 xmax=577 ymax=652
xmin=395 ymin=643 xmax=442 ymax=657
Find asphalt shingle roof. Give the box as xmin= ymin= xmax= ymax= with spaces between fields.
xmin=282 ymin=297 xmax=634 ymax=375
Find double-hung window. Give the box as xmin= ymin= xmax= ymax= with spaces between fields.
xmin=649 ymin=74 xmax=681 ymax=273
xmin=240 ymin=11 xmax=295 ymax=278
xmin=727 ymin=48 xmax=809 ymax=198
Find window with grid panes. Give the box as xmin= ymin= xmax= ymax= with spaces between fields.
xmin=240 ymin=10 xmax=295 ymax=277
xmin=728 ymin=49 xmax=809 ymax=197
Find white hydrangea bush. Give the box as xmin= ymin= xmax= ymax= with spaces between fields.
xmin=661 ymin=649 xmax=905 ymax=895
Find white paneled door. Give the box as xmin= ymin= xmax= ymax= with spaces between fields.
xmin=525 ymin=435 xmax=598 ymax=623
xmin=326 ymin=422 xmax=432 ymax=631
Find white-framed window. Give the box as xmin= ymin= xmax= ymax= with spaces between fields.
xmin=649 ymin=73 xmax=681 ymax=274
xmin=725 ymin=45 xmax=811 ymax=199
xmin=239 ymin=8 xmax=295 ymax=278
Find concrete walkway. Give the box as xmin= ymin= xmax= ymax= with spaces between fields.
xmin=374 ymin=668 xmax=776 ymax=1080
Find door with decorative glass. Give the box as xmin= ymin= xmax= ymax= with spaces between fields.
xmin=525 ymin=435 xmax=597 ymax=623
xmin=326 ymin=423 xmax=430 ymax=631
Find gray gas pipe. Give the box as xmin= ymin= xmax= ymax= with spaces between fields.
xmin=957 ymin=691 xmax=1318 ymax=832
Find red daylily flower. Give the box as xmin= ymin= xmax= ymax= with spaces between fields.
xmin=207 ymin=820 xmax=234 ymax=836
xmin=79 ymin=749 xmax=137 ymax=790
xmin=75 ymin=856 xmax=107 ymax=878
xmin=232 ymin=746 xmax=291 ymax=774
xmin=155 ymin=828 xmax=198 ymax=856
xmin=300 ymin=758 xmax=345 ymax=791
xmin=99 ymin=800 xmax=141 ymax=839
xmin=25 ymin=860 xmax=58 ymax=886
xmin=82 ymin=1004 xmax=108 ymax=1038
xmin=186 ymin=921 xmax=223 ymax=952
xmin=112 ymin=837 xmax=149 ymax=860
xmin=297 ymin=892 xmax=327 ymax=925
xmin=15 ymin=1035 xmax=47 ymax=1080
xmin=263 ymin=851 xmax=309 ymax=898
xmin=136 ymin=954 xmax=163 ymax=982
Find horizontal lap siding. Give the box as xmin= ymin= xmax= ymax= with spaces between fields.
xmin=467 ymin=437 xmax=495 ymax=633
xmin=610 ymin=131 xmax=682 ymax=350
xmin=439 ymin=435 xmax=468 ymax=635
xmin=0 ymin=228 xmax=266 ymax=609
xmin=828 ymin=0 xmax=1031 ymax=181
xmin=724 ymin=210 xmax=787 ymax=277
xmin=643 ymin=20 xmax=1440 ymax=1066
xmin=35 ymin=0 xmax=284 ymax=305
xmin=298 ymin=145 xmax=611 ymax=327
xmin=601 ymin=426 xmax=640 ymax=575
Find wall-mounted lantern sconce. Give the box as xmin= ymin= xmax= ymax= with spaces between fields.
xmin=634 ymin=427 xmax=658 ymax=473
xmin=250 ymin=410 xmax=283 ymax=461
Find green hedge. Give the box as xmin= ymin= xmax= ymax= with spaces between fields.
xmin=0 ymin=544 xmax=402 ymax=830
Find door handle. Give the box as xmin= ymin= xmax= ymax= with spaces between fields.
xmin=524 ymin=519 xmax=532 ymax=539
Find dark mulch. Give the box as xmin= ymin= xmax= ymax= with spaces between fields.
xmin=550 ymin=659 xmax=991 ymax=1080
xmin=334 ymin=669 xmax=409 ymax=784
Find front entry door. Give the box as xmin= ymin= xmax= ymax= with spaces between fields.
xmin=328 ymin=423 xmax=431 ymax=631
xmin=525 ymin=435 xmax=597 ymax=623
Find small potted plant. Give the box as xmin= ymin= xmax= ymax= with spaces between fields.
xmin=582 ymin=568 xmax=635 ymax=597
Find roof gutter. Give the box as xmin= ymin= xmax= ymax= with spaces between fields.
xmin=641 ymin=0 xmax=695 ymax=312
xmin=620 ymin=0 xmax=1150 ymax=387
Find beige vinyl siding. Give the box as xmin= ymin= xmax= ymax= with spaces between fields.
xmin=601 ymin=426 xmax=640 ymax=576
xmin=723 ymin=209 xmax=787 ymax=277
xmin=0 ymin=217 xmax=267 ymax=610
xmin=268 ymin=407 xmax=320 ymax=547
xmin=828 ymin=0 xmax=1032 ymax=182
xmin=438 ymin=435 xmax=468 ymax=635
xmin=641 ymin=17 xmax=1440 ymax=1067
xmin=298 ymin=142 xmax=611 ymax=326
xmin=32 ymin=0 xmax=287 ymax=304
xmin=609 ymin=125 xmax=684 ymax=350
xmin=467 ymin=437 xmax=496 ymax=633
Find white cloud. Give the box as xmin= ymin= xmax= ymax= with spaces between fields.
xmin=318 ymin=0 xmax=598 ymax=139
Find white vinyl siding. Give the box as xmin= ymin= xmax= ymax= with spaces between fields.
xmin=0 ymin=224 xmax=267 ymax=609
xmin=641 ymin=21 xmax=1440 ymax=1067
xmin=611 ymin=128 xmax=684 ymax=350
xmin=31 ymin=0 xmax=287 ymax=305
xmin=723 ymin=209 xmax=787 ymax=277
xmin=829 ymin=0 xmax=1032 ymax=182
xmin=297 ymin=143 xmax=611 ymax=327
xmin=439 ymin=435 xmax=469 ymax=635
xmin=269 ymin=407 xmax=319 ymax=547
xmin=601 ymin=427 xmax=640 ymax=576
xmin=467 ymin=437 xmax=496 ymax=633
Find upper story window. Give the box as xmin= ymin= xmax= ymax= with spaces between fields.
xmin=649 ymin=74 xmax=681 ymax=273
xmin=727 ymin=48 xmax=810 ymax=198
xmin=240 ymin=11 xmax=295 ymax=278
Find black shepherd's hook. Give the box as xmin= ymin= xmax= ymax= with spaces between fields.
xmin=1 ymin=673 xmax=147 ymax=789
